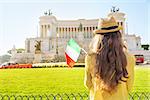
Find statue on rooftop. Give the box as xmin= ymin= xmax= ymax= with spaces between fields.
xmin=44 ymin=11 xmax=48 ymax=15
xmin=111 ymin=6 xmax=120 ymax=12
xmin=44 ymin=9 xmax=52 ymax=16
xmin=48 ymin=9 xmax=52 ymax=15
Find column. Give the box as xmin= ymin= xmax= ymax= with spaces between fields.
xmin=44 ymin=25 xmax=46 ymax=37
xmin=43 ymin=25 xmax=45 ymax=37
xmin=71 ymin=27 xmax=73 ymax=38
xmin=68 ymin=27 xmax=70 ymax=38
xmin=40 ymin=25 xmax=43 ymax=38
xmin=69 ymin=27 xmax=71 ymax=38
xmin=67 ymin=27 xmax=69 ymax=39
xmin=89 ymin=27 xmax=91 ymax=38
xmin=64 ymin=27 xmax=68 ymax=39
xmin=71 ymin=27 xmax=72 ymax=38
xmin=86 ymin=27 xmax=89 ymax=38
xmin=62 ymin=27 xmax=63 ymax=38
xmin=58 ymin=27 xmax=61 ymax=39
xmin=64 ymin=28 xmax=66 ymax=38
xmin=92 ymin=26 xmax=95 ymax=37
xmin=45 ymin=25 xmax=47 ymax=37
xmin=73 ymin=27 xmax=75 ymax=38
xmin=75 ymin=27 xmax=77 ymax=38
xmin=63 ymin=28 xmax=65 ymax=39
xmin=62 ymin=27 xmax=64 ymax=38
xmin=74 ymin=27 xmax=75 ymax=38
xmin=91 ymin=27 xmax=93 ymax=38
xmin=59 ymin=27 xmax=61 ymax=38
xmin=48 ymin=25 xmax=50 ymax=37
xmin=83 ymin=27 xmax=85 ymax=38
xmin=84 ymin=27 xmax=86 ymax=38
xmin=56 ymin=27 xmax=58 ymax=38
xmin=46 ymin=25 xmax=48 ymax=37
xmin=85 ymin=27 xmax=88 ymax=38
xmin=74 ymin=27 xmax=76 ymax=38
xmin=58 ymin=27 xmax=60 ymax=38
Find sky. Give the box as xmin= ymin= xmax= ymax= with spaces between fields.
xmin=0 ymin=0 xmax=150 ymax=56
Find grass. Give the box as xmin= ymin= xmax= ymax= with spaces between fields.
xmin=0 ymin=66 xmax=149 ymax=95
xmin=132 ymin=66 xmax=150 ymax=92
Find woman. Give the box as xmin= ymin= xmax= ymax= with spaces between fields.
xmin=84 ymin=16 xmax=135 ymax=100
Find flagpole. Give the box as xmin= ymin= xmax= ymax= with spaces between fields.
xmin=81 ymin=48 xmax=87 ymax=55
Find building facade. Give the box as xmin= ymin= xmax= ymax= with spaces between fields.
xmin=25 ymin=17 xmax=99 ymax=56
xmin=11 ymin=8 xmax=143 ymax=63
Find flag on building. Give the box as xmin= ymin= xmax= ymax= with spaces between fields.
xmin=65 ymin=39 xmax=81 ymax=67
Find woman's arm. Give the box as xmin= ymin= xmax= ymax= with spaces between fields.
xmin=126 ymin=54 xmax=135 ymax=92
xmin=84 ymin=55 xmax=93 ymax=90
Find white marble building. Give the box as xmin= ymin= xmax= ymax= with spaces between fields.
xmin=11 ymin=8 xmax=145 ymax=63
xmin=124 ymin=34 xmax=141 ymax=51
xmin=25 ymin=17 xmax=98 ymax=55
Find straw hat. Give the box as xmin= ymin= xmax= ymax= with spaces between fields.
xmin=94 ymin=16 xmax=122 ymax=34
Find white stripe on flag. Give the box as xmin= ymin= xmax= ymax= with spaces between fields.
xmin=65 ymin=45 xmax=80 ymax=62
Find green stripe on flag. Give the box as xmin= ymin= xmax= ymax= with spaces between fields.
xmin=67 ymin=39 xmax=81 ymax=53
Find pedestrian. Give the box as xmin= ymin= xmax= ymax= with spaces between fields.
xmin=84 ymin=16 xmax=135 ymax=100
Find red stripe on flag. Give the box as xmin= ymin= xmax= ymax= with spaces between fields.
xmin=65 ymin=52 xmax=75 ymax=67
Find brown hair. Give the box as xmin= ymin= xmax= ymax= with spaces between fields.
xmin=90 ymin=31 xmax=128 ymax=92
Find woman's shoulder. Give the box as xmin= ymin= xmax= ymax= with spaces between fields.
xmin=124 ymin=51 xmax=136 ymax=66
xmin=124 ymin=51 xmax=135 ymax=61
xmin=85 ymin=52 xmax=97 ymax=61
xmin=85 ymin=53 xmax=97 ymax=68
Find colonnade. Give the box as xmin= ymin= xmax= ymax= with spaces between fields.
xmin=56 ymin=26 xmax=98 ymax=39
xmin=40 ymin=24 xmax=51 ymax=38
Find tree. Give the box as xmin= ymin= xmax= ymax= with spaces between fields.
xmin=16 ymin=48 xmax=25 ymax=53
xmin=0 ymin=54 xmax=11 ymax=64
xmin=141 ymin=44 xmax=149 ymax=50
xmin=7 ymin=50 xmax=12 ymax=54
xmin=7 ymin=48 xmax=25 ymax=54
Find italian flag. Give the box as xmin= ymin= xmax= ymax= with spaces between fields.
xmin=65 ymin=39 xmax=81 ymax=67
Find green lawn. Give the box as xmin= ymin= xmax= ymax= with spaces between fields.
xmin=0 ymin=66 xmax=149 ymax=95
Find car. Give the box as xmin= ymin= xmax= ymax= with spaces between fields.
xmin=134 ymin=55 xmax=144 ymax=64
xmin=0 ymin=62 xmax=32 ymax=69
xmin=0 ymin=62 xmax=17 ymax=69
xmin=144 ymin=60 xmax=150 ymax=64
